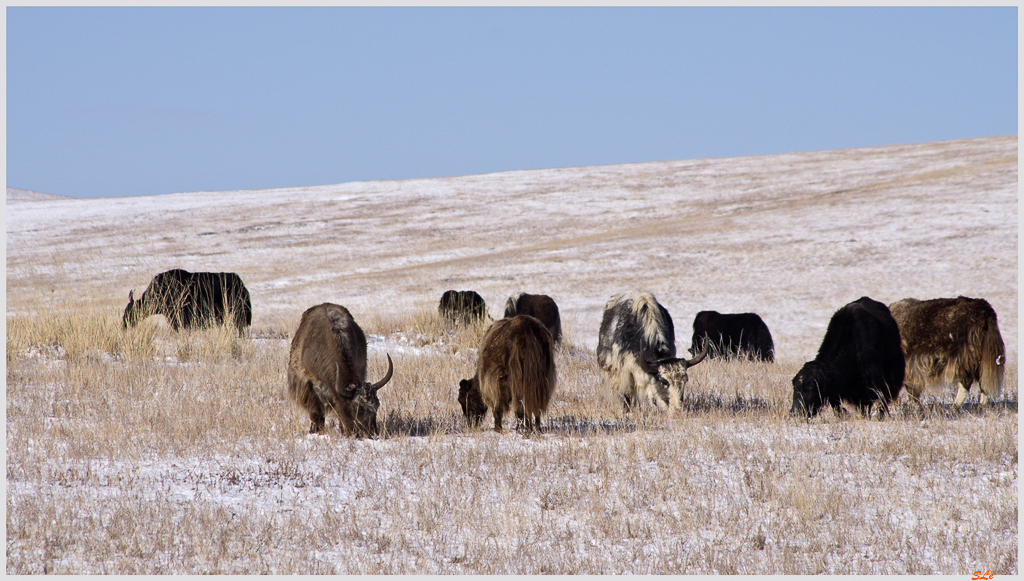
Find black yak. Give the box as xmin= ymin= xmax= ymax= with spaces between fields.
xmin=438 ymin=290 xmax=488 ymax=326
xmin=597 ymin=290 xmax=708 ymax=411
xmin=790 ymin=297 xmax=904 ymax=418
xmin=503 ymin=292 xmax=562 ymax=344
xmin=287 ymin=303 xmax=393 ymax=438
xmin=690 ymin=310 xmax=775 ymax=362
xmin=889 ymin=296 xmax=1005 ymax=406
xmin=458 ymin=315 xmax=556 ymax=433
xmin=123 ymin=269 xmax=252 ymax=334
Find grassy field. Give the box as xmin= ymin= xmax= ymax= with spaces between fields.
xmin=5 ymin=299 xmax=1017 ymax=574
xmin=6 ymin=136 xmax=1017 ymax=573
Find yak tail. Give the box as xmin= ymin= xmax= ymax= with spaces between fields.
xmin=508 ymin=330 xmax=556 ymax=417
xmin=979 ymin=316 xmax=1005 ymax=398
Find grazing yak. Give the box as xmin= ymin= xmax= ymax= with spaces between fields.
xmin=458 ymin=315 xmax=556 ymax=433
xmin=888 ymin=296 xmax=1005 ymax=406
xmin=438 ymin=290 xmax=488 ymax=326
xmin=690 ymin=310 xmax=775 ymax=362
xmin=287 ymin=303 xmax=394 ymax=438
xmin=123 ymin=269 xmax=252 ymax=334
xmin=790 ymin=297 xmax=905 ymax=418
xmin=597 ymin=290 xmax=708 ymax=411
xmin=504 ymin=292 xmax=562 ymax=345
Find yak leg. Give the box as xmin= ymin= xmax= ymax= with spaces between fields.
xmin=621 ymin=392 xmax=638 ymax=413
xmin=514 ymin=408 xmax=527 ymax=433
xmin=492 ymin=402 xmax=506 ymax=433
xmin=523 ymin=414 xmax=540 ymax=435
xmin=308 ymin=397 xmax=326 ymax=434
xmin=953 ymin=384 xmax=970 ymax=407
xmin=829 ymin=398 xmax=846 ymax=417
xmin=309 ymin=413 xmax=326 ymax=434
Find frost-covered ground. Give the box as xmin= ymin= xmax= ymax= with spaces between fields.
xmin=6 ymin=135 xmax=1018 ymax=573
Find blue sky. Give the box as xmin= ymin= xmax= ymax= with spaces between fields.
xmin=7 ymin=7 xmax=1018 ymax=199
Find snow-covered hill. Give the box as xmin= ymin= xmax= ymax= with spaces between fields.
xmin=7 ymin=135 xmax=1017 ymax=358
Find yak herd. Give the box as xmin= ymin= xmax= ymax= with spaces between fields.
xmin=124 ymin=268 xmax=1008 ymax=438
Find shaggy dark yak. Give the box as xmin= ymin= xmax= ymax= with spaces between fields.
xmin=690 ymin=310 xmax=775 ymax=362
xmin=790 ymin=296 xmax=904 ymax=418
xmin=596 ymin=290 xmax=708 ymax=412
xmin=287 ymin=303 xmax=393 ymax=438
xmin=889 ymin=296 xmax=1005 ymax=406
xmin=458 ymin=315 xmax=556 ymax=433
xmin=123 ymin=269 xmax=252 ymax=334
xmin=438 ymin=290 xmax=488 ymax=326
xmin=503 ymin=292 xmax=562 ymax=345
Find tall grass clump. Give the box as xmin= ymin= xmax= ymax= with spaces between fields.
xmin=7 ymin=311 xmax=158 ymax=362
xmin=172 ymin=319 xmax=255 ymax=363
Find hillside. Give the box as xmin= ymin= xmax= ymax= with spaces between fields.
xmin=7 ymin=135 xmax=1018 ymax=358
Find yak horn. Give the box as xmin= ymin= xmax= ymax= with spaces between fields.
xmin=371 ymin=353 xmax=394 ymax=391
xmin=686 ymin=343 xmax=709 ymax=367
xmin=128 ymin=289 xmax=135 ymax=302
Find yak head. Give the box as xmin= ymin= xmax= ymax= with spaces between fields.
xmin=336 ymin=354 xmax=393 ymax=438
xmin=458 ymin=376 xmax=488 ymax=428
xmin=122 ymin=290 xmax=146 ymax=329
xmin=790 ymin=361 xmax=826 ymax=418
xmin=637 ymin=343 xmax=709 ymax=410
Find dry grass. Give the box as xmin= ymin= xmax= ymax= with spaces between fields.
xmin=6 ymin=304 xmax=1017 ymax=574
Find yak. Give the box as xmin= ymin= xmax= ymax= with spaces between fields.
xmin=597 ymin=290 xmax=708 ymax=411
xmin=458 ymin=315 xmax=556 ymax=433
xmin=123 ymin=269 xmax=252 ymax=334
xmin=690 ymin=310 xmax=775 ymax=362
xmin=503 ymin=292 xmax=562 ymax=345
xmin=438 ymin=290 xmax=488 ymax=326
xmin=790 ymin=296 xmax=905 ymax=418
xmin=889 ymin=296 xmax=1005 ymax=406
xmin=287 ymin=303 xmax=394 ymax=438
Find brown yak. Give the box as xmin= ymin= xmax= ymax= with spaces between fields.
xmin=503 ymin=292 xmax=562 ymax=345
xmin=458 ymin=315 xmax=556 ymax=433
xmin=287 ymin=303 xmax=393 ymax=437
xmin=889 ymin=296 xmax=1005 ymax=406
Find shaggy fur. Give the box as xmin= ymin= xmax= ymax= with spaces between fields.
xmin=889 ymin=296 xmax=1005 ymax=405
xmin=438 ymin=290 xmax=489 ymax=326
xmin=287 ymin=303 xmax=393 ymax=438
xmin=690 ymin=310 xmax=775 ymax=362
xmin=790 ymin=297 xmax=905 ymax=418
xmin=458 ymin=315 xmax=556 ymax=433
xmin=596 ymin=290 xmax=708 ymax=411
xmin=503 ymin=292 xmax=562 ymax=345
xmin=123 ymin=269 xmax=252 ymax=334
